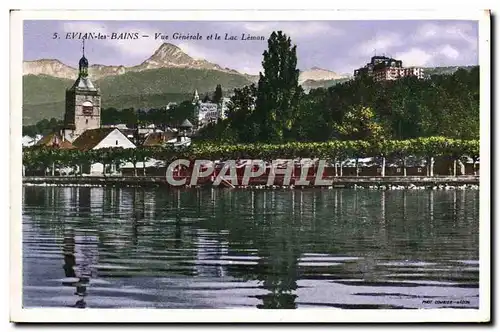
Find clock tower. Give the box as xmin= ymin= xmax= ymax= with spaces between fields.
xmin=62 ymin=40 xmax=101 ymax=142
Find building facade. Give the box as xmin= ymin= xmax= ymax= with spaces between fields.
xmin=192 ymin=89 xmax=229 ymax=127
xmin=62 ymin=44 xmax=102 ymax=142
xmin=72 ymin=128 xmax=136 ymax=174
xmin=354 ymin=56 xmax=424 ymax=82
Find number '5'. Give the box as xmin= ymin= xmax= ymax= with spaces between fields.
xmin=53 ymin=33 xmax=59 ymax=39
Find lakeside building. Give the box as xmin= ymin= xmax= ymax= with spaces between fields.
xmin=354 ymin=55 xmax=424 ymax=82
xmin=120 ymin=120 xmax=192 ymax=175
xmin=141 ymin=121 xmax=192 ymax=148
xmin=30 ymin=42 xmax=137 ymax=154
xmin=35 ymin=43 xmax=136 ymax=150
xmin=101 ymin=124 xmax=137 ymax=141
xmin=28 ymin=128 xmax=136 ymax=176
xmin=72 ymin=128 xmax=136 ymax=174
xmin=29 ymin=43 xmax=136 ymax=175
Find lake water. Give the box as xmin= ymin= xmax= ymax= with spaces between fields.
xmin=22 ymin=186 xmax=479 ymax=309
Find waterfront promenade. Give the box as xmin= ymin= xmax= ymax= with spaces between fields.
xmin=23 ymin=175 xmax=479 ymax=189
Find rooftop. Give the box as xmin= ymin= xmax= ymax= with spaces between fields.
xmin=72 ymin=128 xmax=116 ymax=151
xmin=70 ymin=76 xmax=97 ymax=91
xmin=142 ymin=132 xmax=178 ymax=147
xmin=35 ymin=132 xmax=75 ymax=150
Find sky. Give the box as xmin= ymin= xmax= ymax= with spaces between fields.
xmin=23 ymin=20 xmax=479 ymax=75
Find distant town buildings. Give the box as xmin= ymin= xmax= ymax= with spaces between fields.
xmin=27 ymin=43 xmax=193 ymax=176
xmin=165 ymin=102 xmax=178 ymax=110
xmin=192 ymin=90 xmax=230 ymax=127
xmin=354 ymin=56 xmax=424 ymax=82
xmin=34 ymin=132 xmax=76 ymax=150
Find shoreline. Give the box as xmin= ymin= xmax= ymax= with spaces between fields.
xmin=22 ymin=175 xmax=480 ymax=190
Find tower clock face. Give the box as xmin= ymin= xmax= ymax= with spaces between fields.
xmin=82 ymin=100 xmax=93 ymax=115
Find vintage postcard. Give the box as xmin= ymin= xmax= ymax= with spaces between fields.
xmin=10 ymin=9 xmax=490 ymax=323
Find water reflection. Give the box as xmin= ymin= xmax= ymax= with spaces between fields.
xmin=256 ymin=198 xmax=300 ymax=309
xmin=62 ymin=227 xmax=87 ymax=308
xmin=61 ymin=225 xmax=99 ymax=308
xmin=23 ymin=186 xmax=479 ymax=309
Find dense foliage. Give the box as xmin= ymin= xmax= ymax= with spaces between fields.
xmin=23 ymin=101 xmax=198 ymax=136
xmin=23 ymin=137 xmax=479 ymax=176
xmin=200 ymin=67 xmax=479 ymax=143
xmin=22 ymin=117 xmax=64 ymax=137
xmin=101 ymin=101 xmax=197 ymax=128
xmin=198 ymin=32 xmax=479 ymax=144
xmin=23 ymin=67 xmax=252 ymax=124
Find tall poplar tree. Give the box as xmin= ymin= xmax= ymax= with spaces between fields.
xmin=254 ymin=31 xmax=303 ymax=142
xmin=213 ymin=84 xmax=223 ymax=104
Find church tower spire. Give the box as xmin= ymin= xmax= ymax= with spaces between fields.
xmin=192 ymin=89 xmax=199 ymax=105
xmin=78 ymin=39 xmax=89 ymax=78
xmin=62 ymin=40 xmax=101 ymax=142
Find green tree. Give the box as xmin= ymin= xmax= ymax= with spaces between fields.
xmin=463 ymin=139 xmax=480 ymax=175
xmin=22 ymin=125 xmax=38 ymax=138
xmin=291 ymin=91 xmax=331 ymax=141
xmin=213 ymin=84 xmax=223 ymax=104
xmin=101 ymin=107 xmax=120 ymax=125
xmin=169 ymin=101 xmax=197 ymax=127
xmin=334 ymin=106 xmax=386 ymax=142
xmin=225 ymin=84 xmax=258 ymax=142
xmin=121 ymin=108 xmax=138 ymax=128
xmin=254 ymin=31 xmax=303 ymax=142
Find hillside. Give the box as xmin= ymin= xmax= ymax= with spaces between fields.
xmin=23 ymin=74 xmax=73 ymax=105
xmin=22 ymin=47 xmax=477 ymax=125
xmin=299 ymin=67 xmax=349 ymax=84
xmin=22 ymin=68 xmax=252 ymax=124
xmin=423 ymin=66 xmax=477 ymax=77
xmin=23 ymin=75 xmax=72 ymax=124
xmin=302 ymin=77 xmax=351 ymax=92
xmin=97 ymin=67 xmax=251 ymax=95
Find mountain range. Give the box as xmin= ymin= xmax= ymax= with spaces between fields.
xmin=22 ymin=42 xmax=473 ymax=125
xmin=23 ymin=43 xmax=351 ymax=124
xmin=23 ymin=43 xmax=254 ymax=81
xmin=23 ymin=42 xmax=349 ymax=86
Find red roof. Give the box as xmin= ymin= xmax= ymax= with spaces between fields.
xmin=35 ymin=132 xmax=75 ymax=150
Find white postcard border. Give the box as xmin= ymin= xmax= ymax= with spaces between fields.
xmin=9 ymin=9 xmax=491 ymax=323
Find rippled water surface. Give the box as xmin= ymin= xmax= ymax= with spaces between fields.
xmin=22 ymin=186 xmax=479 ymax=309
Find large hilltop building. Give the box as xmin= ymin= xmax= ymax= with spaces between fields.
xmin=354 ymin=56 xmax=424 ymax=82
xmin=62 ymin=43 xmax=102 ymax=142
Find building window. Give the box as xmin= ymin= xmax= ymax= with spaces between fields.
xmin=115 ymin=140 xmax=118 ymax=145
xmin=86 ymin=119 xmax=88 ymax=125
